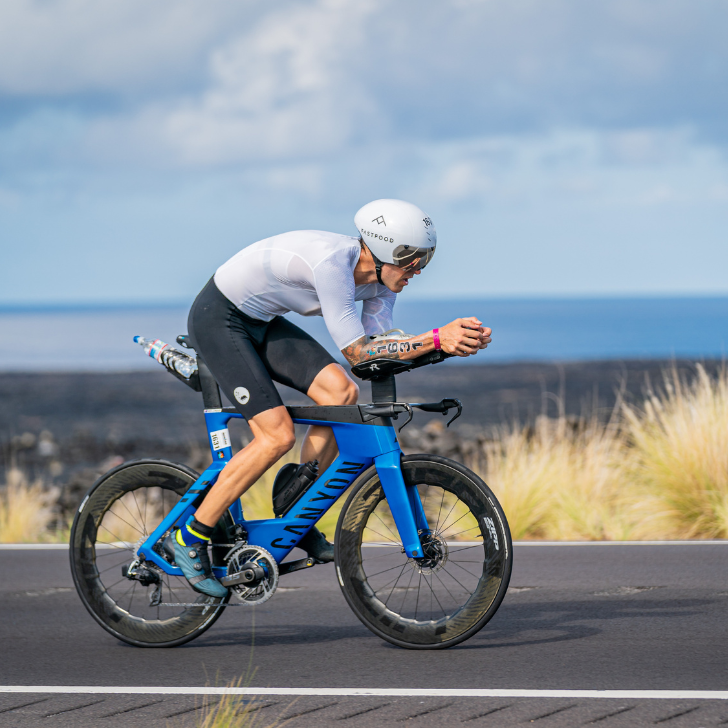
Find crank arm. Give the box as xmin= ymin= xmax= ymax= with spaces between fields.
xmin=279 ymin=557 xmax=317 ymax=576
xmin=220 ymin=564 xmax=266 ymax=588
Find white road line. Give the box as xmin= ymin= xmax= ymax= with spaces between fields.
xmin=0 ymin=687 xmax=727 ymax=700
xmin=1 ymin=540 xmax=727 ymax=550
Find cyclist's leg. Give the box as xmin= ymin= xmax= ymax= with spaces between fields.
xmin=180 ymin=280 xmax=298 ymax=590
xmin=195 ymin=406 xmax=295 ymax=526
xmin=188 ymin=282 xmax=298 ymax=523
xmin=260 ymin=318 xmax=357 ymax=471
xmin=302 ymin=363 xmax=359 ymax=470
xmin=260 ymin=318 xmax=355 ymax=561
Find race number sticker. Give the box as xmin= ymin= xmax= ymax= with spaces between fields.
xmin=210 ymin=428 xmax=231 ymax=452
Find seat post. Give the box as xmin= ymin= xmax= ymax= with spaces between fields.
xmin=197 ymin=358 xmax=223 ymax=410
xmin=371 ymin=375 xmax=396 ymax=403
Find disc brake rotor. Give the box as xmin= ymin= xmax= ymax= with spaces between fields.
xmin=415 ymin=532 xmax=449 ymax=574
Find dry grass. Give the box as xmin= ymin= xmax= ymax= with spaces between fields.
xmin=188 ymin=691 xmax=274 ymax=728
xmin=0 ymin=468 xmax=57 ymax=543
xmin=470 ymin=364 xmax=728 ymax=541
xmin=624 ymin=365 xmax=728 ymax=539
xmin=473 ymin=416 xmax=632 ymax=541
xmin=5 ymin=365 xmax=727 ymax=543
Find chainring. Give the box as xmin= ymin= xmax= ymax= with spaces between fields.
xmin=225 ymin=544 xmax=279 ymax=605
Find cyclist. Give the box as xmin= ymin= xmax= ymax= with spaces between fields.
xmin=172 ymin=199 xmax=492 ymax=597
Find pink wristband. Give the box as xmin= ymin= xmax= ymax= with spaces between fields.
xmin=433 ymin=328 xmax=441 ymax=350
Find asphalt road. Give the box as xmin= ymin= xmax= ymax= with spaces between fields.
xmin=1 ymin=543 xmax=727 ymax=727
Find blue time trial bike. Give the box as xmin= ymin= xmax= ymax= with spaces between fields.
xmin=70 ymin=336 xmax=512 ymax=650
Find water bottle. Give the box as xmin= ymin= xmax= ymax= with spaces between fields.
xmin=133 ymin=336 xmax=198 ymax=379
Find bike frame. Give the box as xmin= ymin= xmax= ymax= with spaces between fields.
xmin=137 ymin=406 xmax=429 ymax=579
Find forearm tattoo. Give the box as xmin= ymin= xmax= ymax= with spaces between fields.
xmin=341 ymin=335 xmax=424 ymax=366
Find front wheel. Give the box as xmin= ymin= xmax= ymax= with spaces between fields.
xmin=335 ymin=454 xmax=512 ymax=649
xmin=69 ymin=459 xmax=231 ymax=648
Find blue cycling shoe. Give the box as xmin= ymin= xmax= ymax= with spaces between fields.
xmin=299 ymin=526 xmax=334 ymax=563
xmin=171 ymin=531 xmax=228 ymax=599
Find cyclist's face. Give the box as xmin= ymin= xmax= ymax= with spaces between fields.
xmin=381 ymin=259 xmax=422 ymax=293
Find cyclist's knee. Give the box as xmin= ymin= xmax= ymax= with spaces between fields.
xmin=325 ymin=375 xmax=358 ymax=405
xmin=250 ymin=407 xmax=296 ymax=458
xmin=340 ymin=378 xmax=359 ymax=405
xmin=309 ymin=364 xmax=359 ymax=405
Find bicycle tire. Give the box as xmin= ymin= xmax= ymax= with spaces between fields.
xmin=69 ymin=459 xmax=231 ymax=648
xmin=335 ymin=454 xmax=512 ymax=649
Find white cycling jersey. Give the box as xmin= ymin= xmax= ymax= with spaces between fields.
xmin=214 ymin=230 xmax=396 ymax=350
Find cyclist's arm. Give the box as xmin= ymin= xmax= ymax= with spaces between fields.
xmin=361 ymin=289 xmax=396 ymax=336
xmin=341 ymin=318 xmax=490 ymax=367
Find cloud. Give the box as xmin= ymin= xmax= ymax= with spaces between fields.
xmin=2 ymin=0 xmax=728 ymax=301
xmin=3 ymin=0 xmax=728 ymax=173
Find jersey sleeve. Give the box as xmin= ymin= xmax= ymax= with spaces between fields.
xmin=361 ymin=287 xmax=396 ymax=337
xmin=313 ymin=252 xmax=367 ymax=350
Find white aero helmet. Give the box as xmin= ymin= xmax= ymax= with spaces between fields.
xmin=355 ymin=199 xmax=437 ymax=275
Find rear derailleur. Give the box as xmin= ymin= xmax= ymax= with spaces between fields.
xmin=122 ymin=557 xmax=164 ymax=606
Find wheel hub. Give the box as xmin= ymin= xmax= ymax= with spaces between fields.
xmin=414 ymin=531 xmax=449 ymax=574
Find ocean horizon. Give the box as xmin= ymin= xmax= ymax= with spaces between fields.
xmin=1 ymin=296 xmax=726 ymax=372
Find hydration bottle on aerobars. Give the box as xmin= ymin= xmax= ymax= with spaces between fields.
xmin=133 ymin=336 xmax=198 ymax=379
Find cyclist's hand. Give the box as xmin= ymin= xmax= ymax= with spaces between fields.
xmin=438 ymin=318 xmax=488 ymax=357
xmin=478 ymin=326 xmax=492 ymax=349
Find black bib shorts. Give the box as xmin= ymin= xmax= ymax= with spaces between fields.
xmin=187 ymin=278 xmax=337 ymax=420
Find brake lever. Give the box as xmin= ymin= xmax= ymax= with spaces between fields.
xmin=445 ymin=399 xmax=463 ymax=428
xmin=397 ymin=403 xmax=413 ymax=432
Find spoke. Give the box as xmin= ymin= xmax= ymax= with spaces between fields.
xmin=95 ymin=547 xmax=134 ymax=557
xmin=372 ymin=510 xmax=401 ymax=542
xmin=436 ymin=497 xmax=460 ymax=538
xmin=448 ymin=558 xmax=485 ymax=574
xmin=432 ymin=568 xmax=468 ymax=607
xmin=362 ymin=526 xmax=400 ymax=545
xmin=448 ymin=544 xmax=482 ymax=555
xmin=102 ymin=576 xmax=131 ymax=591
xmin=97 ymin=524 xmax=136 ymax=549
xmin=129 ymin=489 xmax=148 ymax=536
xmin=104 ymin=508 xmax=144 ymax=538
xmin=115 ymin=496 xmax=145 ymax=534
xmin=362 ymin=541 xmax=402 ymax=561
xmin=373 ymin=568 xmax=416 ymax=596
xmin=127 ymin=581 xmax=137 ymax=612
xmin=365 ymin=561 xmax=413 ymax=579
xmin=436 ymin=565 xmax=473 ymax=597
xmin=414 ymin=572 xmax=422 ymax=621
xmin=112 ymin=581 xmax=135 ymax=605
xmin=422 ymin=485 xmax=430 ymax=516
xmin=98 ymin=558 xmax=132 ymax=576
xmin=439 ymin=509 xmax=475 ymax=536
xmin=383 ymin=562 xmax=411 ymax=608
xmin=444 ymin=524 xmax=481 ymax=540
xmin=433 ymin=488 xmax=447 ymax=533
xmin=422 ymin=572 xmax=447 ymax=618
xmin=398 ymin=562 xmax=418 ymax=614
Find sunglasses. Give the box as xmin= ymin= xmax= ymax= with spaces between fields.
xmin=392 ymin=245 xmax=436 ymax=271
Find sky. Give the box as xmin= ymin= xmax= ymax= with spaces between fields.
xmin=1 ymin=0 xmax=727 ymax=305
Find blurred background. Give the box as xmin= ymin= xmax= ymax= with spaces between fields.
xmin=1 ymin=1 xmax=727 ymax=541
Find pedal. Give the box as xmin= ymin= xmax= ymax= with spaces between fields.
xmin=220 ymin=564 xmax=265 ymax=588
xmin=279 ymin=557 xmax=317 ymax=576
